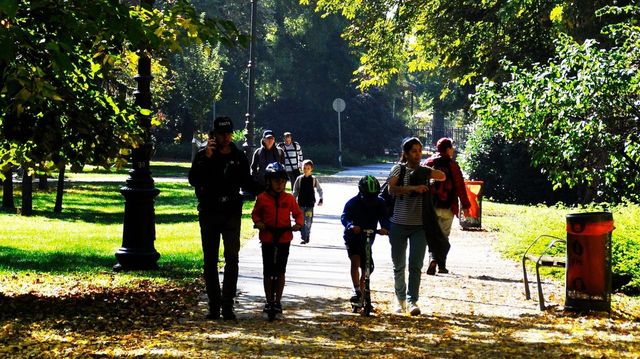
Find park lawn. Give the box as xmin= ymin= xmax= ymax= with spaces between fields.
xmin=482 ymin=200 xmax=640 ymax=295
xmin=58 ymin=161 xmax=191 ymax=181
xmin=58 ymin=160 xmax=339 ymax=182
xmin=0 ymin=181 xmax=257 ymax=293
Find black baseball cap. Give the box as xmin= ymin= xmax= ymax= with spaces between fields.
xmin=212 ymin=116 xmax=233 ymax=134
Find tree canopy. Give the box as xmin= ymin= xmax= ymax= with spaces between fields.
xmin=0 ymin=0 xmax=245 ymax=179
xmin=302 ymin=0 xmax=567 ymax=91
xmin=471 ymin=5 xmax=640 ymax=203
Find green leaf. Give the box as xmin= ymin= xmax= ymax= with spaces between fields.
xmin=0 ymin=0 xmax=18 ymax=17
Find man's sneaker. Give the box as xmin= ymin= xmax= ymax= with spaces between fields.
xmin=408 ymin=302 xmax=421 ymax=316
xmin=438 ymin=267 xmax=449 ymax=274
xmin=394 ymin=300 xmax=407 ymax=314
xmin=274 ymin=302 xmax=283 ymax=319
xmin=221 ymin=306 xmax=236 ymax=320
xmin=426 ymin=260 xmax=437 ymax=275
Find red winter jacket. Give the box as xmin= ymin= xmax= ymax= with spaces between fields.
xmin=252 ymin=191 xmax=304 ymax=244
xmin=423 ymin=154 xmax=471 ymax=216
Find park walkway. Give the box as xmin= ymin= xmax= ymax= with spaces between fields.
xmin=217 ymin=166 xmax=564 ymax=320
xmin=180 ymin=165 xmax=638 ymax=358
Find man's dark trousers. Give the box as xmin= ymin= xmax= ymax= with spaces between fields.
xmin=199 ymin=211 xmax=241 ymax=312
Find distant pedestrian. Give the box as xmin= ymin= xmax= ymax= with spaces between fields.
xmin=277 ymin=132 xmax=303 ymax=185
xmin=386 ymin=137 xmax=444 ymax=316
xmin=188 ymin=116 xmax=262 ymax=321
xmin=251 ymin=130 xmax=285 ymax=188
xmin=292 ymin=159 xmax=323 ymax=244
xmin=423 ymin=137 xmax=471 ymax=274
xmin=341 ymin=175 xmax=389 ymax=310
xmin=252 ymin=162 xmax=304 ymax=319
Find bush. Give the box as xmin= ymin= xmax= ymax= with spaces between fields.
xmin=153 ymin=141 xmax=192 ymax=161
xmin=302 ymin=144 xmax=340 ymax=167
xmin=461 ymin=121 xmax=577 ymax=204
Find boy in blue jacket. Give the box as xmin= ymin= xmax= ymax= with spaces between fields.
xmin=341 ymin=175 xmax=390 ymax=307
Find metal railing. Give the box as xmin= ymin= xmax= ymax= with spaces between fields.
xmin=410 ymin=125 xmax=470 ymax=150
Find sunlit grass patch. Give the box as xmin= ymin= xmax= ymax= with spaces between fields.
xmin=0 ymin=181 xmax=256 ymax=280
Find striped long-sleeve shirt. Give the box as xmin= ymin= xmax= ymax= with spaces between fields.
xmin=279 ymin=142 xmax=303 ymax=172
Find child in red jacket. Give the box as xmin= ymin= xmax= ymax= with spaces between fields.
xmin=252 ymin=162 xmax=303 ymax=319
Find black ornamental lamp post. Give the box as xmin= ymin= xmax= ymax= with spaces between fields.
xmin=243 ymin=0 xmax=258 ymax=158
xmin=114 ymin=52 xmax=160 ymax=271
xmin=113 ymin=2 xmax=160 ymax=270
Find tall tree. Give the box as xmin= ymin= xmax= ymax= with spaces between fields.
xmin=0 ymin=0 xmax=246 ymax=180
xmin=472 ymin=5 xmax=640 ymax=203
xmin=157 ymin=43 xmax=225 ymax=143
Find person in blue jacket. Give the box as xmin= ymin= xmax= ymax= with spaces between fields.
xmin=341 ymin=175 xmax=390 ymax=306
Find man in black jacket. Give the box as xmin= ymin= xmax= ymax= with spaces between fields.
xmin=188 ymin=116 xmax=261 ymax=320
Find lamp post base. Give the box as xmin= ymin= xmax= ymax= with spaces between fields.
xmin=113 ymin=247 xmax=160 ymax=271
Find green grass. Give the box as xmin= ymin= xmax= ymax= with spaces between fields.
xmin=0 ymin=181 xmax=256 ymax=282
xmin=483 ymin=201 xmax=640 ymax=294
xmin=59 ymin=161 xmax=191 ymax=181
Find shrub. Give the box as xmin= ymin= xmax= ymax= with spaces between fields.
xmin=461 ymin=121 xmax=577 ymax=204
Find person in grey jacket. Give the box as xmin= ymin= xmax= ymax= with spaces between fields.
xmin=251 ymin=129 xmax=285 ymax=188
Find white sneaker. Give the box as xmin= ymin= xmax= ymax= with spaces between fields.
xmin=394 ymin=300 xmax=407 ymax=314
xmin=408 ymin=302 xmax=421 ymax=316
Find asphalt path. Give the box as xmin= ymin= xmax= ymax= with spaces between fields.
xmin=227 ymin=164 xmax=558 ymax=319
xmin=233 ymin=165 xmax=392 ymax=318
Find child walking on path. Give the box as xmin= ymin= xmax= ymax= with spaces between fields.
xmin=292 ymin=159 xmax=323 ymax=244
xmin=252 ymin=162 xmax=304 ymax=319
xmin=341 ymin=175 xmax=389 ymax=310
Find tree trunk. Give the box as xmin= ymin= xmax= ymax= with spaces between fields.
xmin=38 ymin=173 xmax=48 ymax=190
xmin=21 ymin=173 xmax=33 ymax=216
xmin=1 ymin=168 xmax=15 ymax=211
xmin=54 ymin=166 xmax=65 ymax=213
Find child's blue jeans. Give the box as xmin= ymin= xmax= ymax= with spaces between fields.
xmin=300 ymin=206 xmax=314 ymax=240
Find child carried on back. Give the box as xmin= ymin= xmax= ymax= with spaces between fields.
xmin=341 ymin=175 xmax=390 ymax=311
xmin=252 ymin=162 xmax=304 ymax=319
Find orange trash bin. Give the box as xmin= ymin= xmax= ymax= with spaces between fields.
xmin=565 ymin=212 xmax=614 ymax=312
xmin=459 ymin=180 xmax=483 ymax=230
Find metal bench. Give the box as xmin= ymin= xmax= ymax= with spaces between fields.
xmin=522 ymin=234 xmax=566 ymax=310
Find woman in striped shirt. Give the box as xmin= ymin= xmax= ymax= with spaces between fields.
xmin=387 ymin=137 xmax=445 ymax=316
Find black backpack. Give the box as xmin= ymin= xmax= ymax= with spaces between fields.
xmin=379 ymin=164 xmax=406 ymax=219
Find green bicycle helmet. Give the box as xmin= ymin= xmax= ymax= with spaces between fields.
xmin=358 ymin=175 xmax=381 ymax=197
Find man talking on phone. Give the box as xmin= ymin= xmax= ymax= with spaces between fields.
xmin=188 ymin=116 xmax=261 ymax=320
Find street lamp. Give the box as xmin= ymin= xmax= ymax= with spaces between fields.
xmin=114 ymin=0 xmax=160 ymax=271
xmin=243 ymin=0 xmax=258 ymax=159
xmin=332 ymin=98 xmax=345 ymax=168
